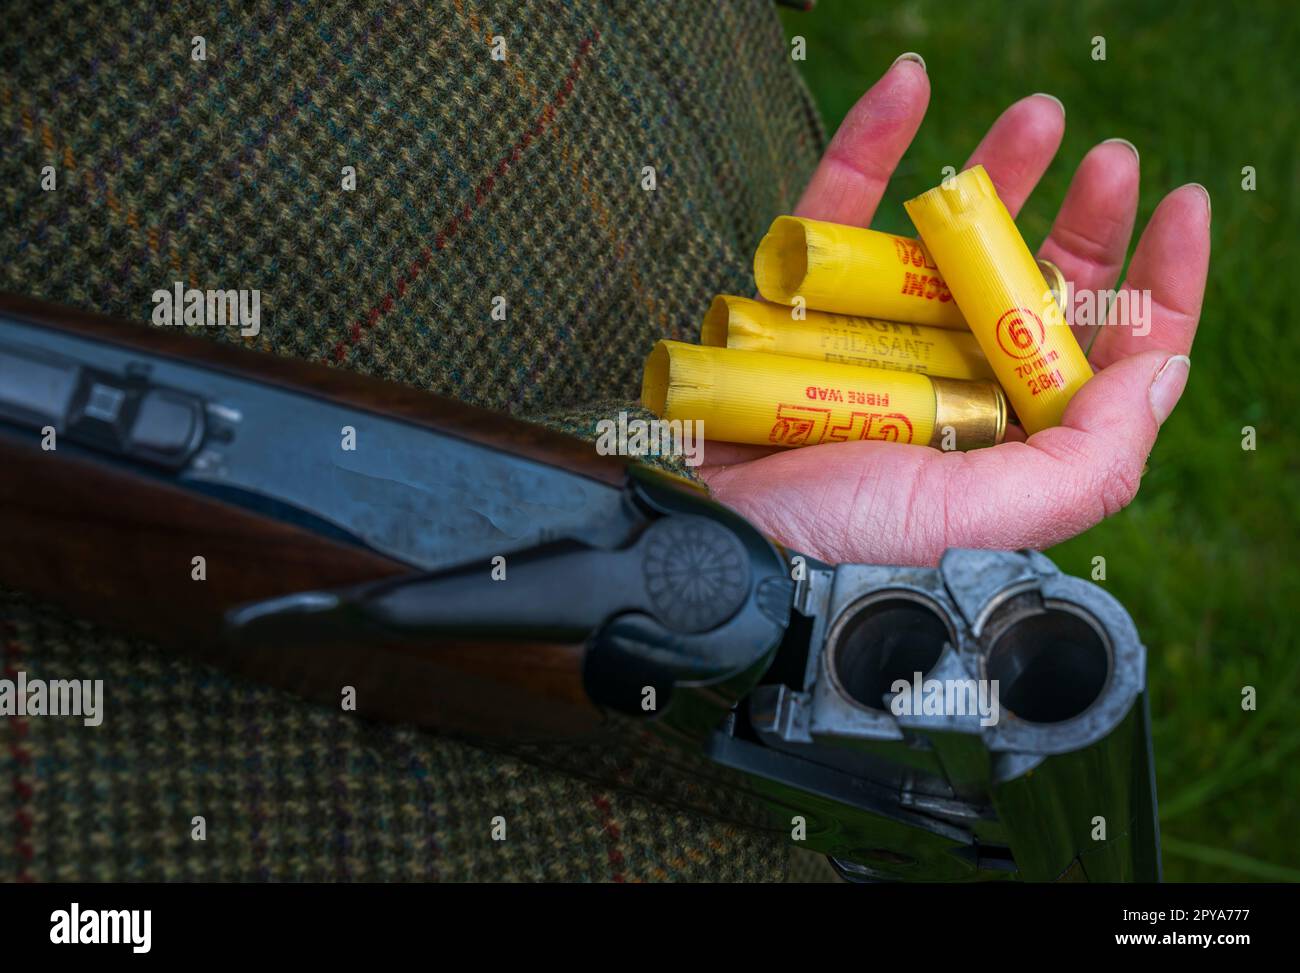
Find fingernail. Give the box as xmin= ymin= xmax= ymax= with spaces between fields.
xmin=1186 ymin=182 xmax=1211 ymax=223
xmin=1102 ymin=137 xmax=1139 ymax=165
xmin=1032 ymin=92 xmax=1065 ymax=119
xmin=891 ymin=52 xmax=927 ymax=73
xmin=1149 ymin=355 xmax=1191 ymax=425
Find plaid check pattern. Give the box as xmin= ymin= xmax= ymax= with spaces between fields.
xmin=0 ymin=0 xmax=824 ymax=881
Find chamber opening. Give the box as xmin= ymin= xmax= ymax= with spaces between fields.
xmin=985 ymin=606 xmax=1110 ymax=724
xmin=828 ymin=595 xmax=951 ymax=711
xmin=753 ymin=217 xmax=808 ymax=302
xmin=699 ymin=296 xmax=731 ymax=347
xmin=640 ymin=342 xmax=669 ymax=415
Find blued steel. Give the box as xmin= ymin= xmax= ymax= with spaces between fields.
xmin=0 ymin=311 xmax=633 ymax=572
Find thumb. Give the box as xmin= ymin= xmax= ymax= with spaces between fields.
xmin=1052 ymin=348 xmax=1190 ymax=454
xmin=904 ymin=349 xmax=1191 ymax=563
xmin=1025 ymin=349 xmax=1190 ymax=524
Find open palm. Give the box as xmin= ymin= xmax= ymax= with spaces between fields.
xmin=698 ymin=55 xmax=1210 ymax=567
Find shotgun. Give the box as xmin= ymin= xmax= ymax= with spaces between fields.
xmin=0 ymin=293 xmax=1161 ymax=881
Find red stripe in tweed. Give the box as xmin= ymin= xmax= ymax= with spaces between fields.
xmin=591 ymin=793 xmax=626 ymax=883
xmin=327 ymin=30 xmax=602 ymax=364
xmin=3 ymin=623 xmax=35 ymax=882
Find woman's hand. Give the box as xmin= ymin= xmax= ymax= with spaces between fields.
xmin=699 ymin=55 xmax=1210 ymax=567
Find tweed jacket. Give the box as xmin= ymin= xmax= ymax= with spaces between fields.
xmin=0 ymin=0 xmax=824 ymax=881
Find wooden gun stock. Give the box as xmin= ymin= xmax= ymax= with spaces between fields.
xmin=0 ymin=293 xmax=624 ymax=739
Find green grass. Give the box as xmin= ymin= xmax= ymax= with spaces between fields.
xmin=781 ymin=0 xmax=1300 ymax=881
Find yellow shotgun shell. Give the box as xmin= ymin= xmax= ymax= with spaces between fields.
xmin=641 ymin=340 xmax=1006 ymax=450
xmin=753 ymin=215 xmax=967 ymax=328
xmin=700 ymin=294 xmax=994 ymax=381
xmin=905 ymin=166 xmax=1093 ymax=434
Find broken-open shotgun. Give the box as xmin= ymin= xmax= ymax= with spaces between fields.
xmin=0 ymin=293 xmax=1161 ymax=881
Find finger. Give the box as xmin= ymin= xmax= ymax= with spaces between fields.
xmin=956 ymin=350 xmax=1190 ymax=551
xmin=962 ymin=93 xmax=1066 ymax=217
xmin=794 ymin=54 xmax=930 ymax=226
xmin=915 ymin=350 xmax=1189 ymax=561
xmin=701 ymin=351 xmax=1188 ymax=567
xmin=1036 ymin=139 xmax=1141 ymax=346
xmin=1088 ymin=183 xmax=1211 ymax=370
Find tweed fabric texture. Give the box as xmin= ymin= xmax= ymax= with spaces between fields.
xmin=0 ymin=0 xmax=824 ymax=881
